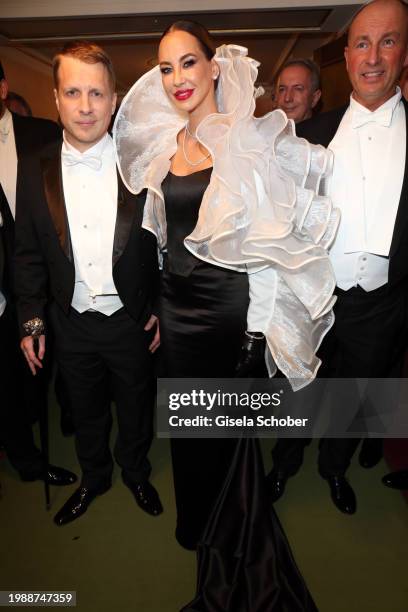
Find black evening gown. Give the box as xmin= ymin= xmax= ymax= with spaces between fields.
xmin=160 ymin=169 xmax=248 ymax=550
xmin=160 ymin=170 xmax=318 ymax=612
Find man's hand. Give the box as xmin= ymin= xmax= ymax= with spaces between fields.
xmin=20 ymin=334 xmax=46 ymax=375
xmin=144 ymin=315 xmax=160 ymax=353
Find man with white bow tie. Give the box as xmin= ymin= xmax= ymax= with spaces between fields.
xmin=268 ymin=0 xmax=408 ymax=514
xmin=14 ymin=41 xmax=163 ymax=525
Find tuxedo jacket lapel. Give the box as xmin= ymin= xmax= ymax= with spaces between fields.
xmin=41 ymin=153 xmax=141 ymax=267
xmin=12 ymin=113 xmax=25 ymax=159
xmin=41 ymin=145 xmax=73 ymax=262
xmin=389 ymin=99 xmax=408 ymax=258
xmin=113 ymin=172 xmax=142 ymax=266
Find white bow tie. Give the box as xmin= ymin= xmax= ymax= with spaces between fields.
xmin=351 ymin=107 xmax=393 ymax=129
xmin=61 ymin=151 xmax=102 ymax=171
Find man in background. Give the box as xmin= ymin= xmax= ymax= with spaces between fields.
xmin=0 ymin=60 xmax=77 ymax=484
xmin=275 ymin=58 xmax=322 ymax=123
xmin=0 ymin=60 xmax=74 ymax=438
xmin=0 ymin=183 xmax=76 ymax=486
xmin=6 ymin=91 xmax=32 ymax=117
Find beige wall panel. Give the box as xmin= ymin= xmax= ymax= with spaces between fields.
xmin=0 ymin=46 xmax=57 ymax=120
xmin=320 ymin=60 xmax=351 ymax=112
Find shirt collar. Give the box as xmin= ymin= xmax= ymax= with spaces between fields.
xmin=350 ymin=87 xmax=402 ymax=117
xmin=62 ymin=131 xmax=112 ymax=158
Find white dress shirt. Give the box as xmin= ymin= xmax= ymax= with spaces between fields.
xmin=328 ymin=88 xmax=405 ymax=291
xmin=0 ymin=108 xmax=18 ymax=219
xmin=61 ymin=132 xmax=123 ymax=315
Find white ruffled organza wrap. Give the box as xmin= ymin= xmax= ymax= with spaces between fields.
xmin=113 ymin=44 xmax=340 ymax=390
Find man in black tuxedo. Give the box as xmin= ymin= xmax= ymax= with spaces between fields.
xmin=0 ymin=59 xmax=75 ymax=432
xmin=14 ymin=41 xmax=162 ymax=525
xmin=0 ymin=61 xmax=76 ymax=485
xmin=268 ymin=0 xmax=408 ymax=514
xmin=0 ymin=184 xmax=76 ymax=486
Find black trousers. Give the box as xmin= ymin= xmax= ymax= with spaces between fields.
xmin=49 ymin=303 xmax=155 ymax=490
xmin=272 ymin=283 xmax=408 ymax=477
xmin=0 ymin=304 xmax=45 ymax=476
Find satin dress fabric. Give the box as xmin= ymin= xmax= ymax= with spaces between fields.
xmin=159 ymin=170 xmax=318 ymax=611
xmin=160 ymin=169 xmax=248 ymax=550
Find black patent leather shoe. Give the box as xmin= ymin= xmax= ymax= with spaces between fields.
xmin=326 ymin=476 xmax=356 ymax=514
xmin=54 ymin=484 xmax=110 ymax=526
xmin=265 ymin=470 xmax=287 ymax=503
xmin=123 ymin=478 xmax=163 ymax=516
xmin=382 ymin=469 xmax=408 ymax=490
xmin=358 ymin=438 xmax=383 ymax=469
xmin=20 ymin=464 xmax=77 ymax=486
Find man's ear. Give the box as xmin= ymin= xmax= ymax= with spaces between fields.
xmin=311 ymin=88 xmax=322 ymax=109
xmin=53 ymin=88 xmax=59 ymax=112
xmin=403 ymin=45 xmax=408 ymax=69
xmin=344 ymin=46 xmax=349 ymax=72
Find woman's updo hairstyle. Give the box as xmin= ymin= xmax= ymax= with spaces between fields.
xmin=160 ymin=20 xmax=216 ymax=60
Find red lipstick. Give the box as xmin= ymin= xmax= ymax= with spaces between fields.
xmin=175 ymin=89 xmax=194 ymax=101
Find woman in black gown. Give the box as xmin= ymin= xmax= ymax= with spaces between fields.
xmin=161 ymin=167 xmax=249 ymax=550
xmin=114 ymin=20 xmax=338 ymax=611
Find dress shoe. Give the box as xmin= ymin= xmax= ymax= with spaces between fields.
xmin=358 ymin=438 xmax=383 ymax=469
xmin=382 ymin=469 xmax=408 ymax=490
xmin=20 ymin=464 xmax=77 ymax=486
xmin=326 ymin=476 xmax=356 ymax=514
xmin=54 ymin=484 xmax=110 ymax=526
xmin=123 ymin=478 xmax=163 ymax=516
xmin=60 ymin=412 xmax=75 ymax=437
xmin=265 ymin=470 xmax=287 ymax=503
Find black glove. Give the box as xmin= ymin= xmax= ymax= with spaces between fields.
xmin=235 ymin=331 xmax=266 ymax=378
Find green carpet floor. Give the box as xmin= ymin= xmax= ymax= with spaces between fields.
xmin=1 ymin=402 xmax=407 ymax=612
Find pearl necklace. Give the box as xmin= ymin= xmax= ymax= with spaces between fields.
xmin=182 ymin=125 xmax=211 ymax=167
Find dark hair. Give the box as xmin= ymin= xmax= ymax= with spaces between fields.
xmin=53 ymin=40 xmax=116 ymax=92
xmin=6 ymin=91 xmax=32 ymax=116
xmin=160 ymin=20 xmax=216 ymax=60
xmin=0 ymin=60 xmax=5 ymax=81
xmin=277 ymin=58 xmax=321 ymax=93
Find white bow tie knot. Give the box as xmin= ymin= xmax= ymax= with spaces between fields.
xmin=62 ymin=151 xmax=102 ymax=171
xmin=351 ymin=107 xmax=393 ymax=129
